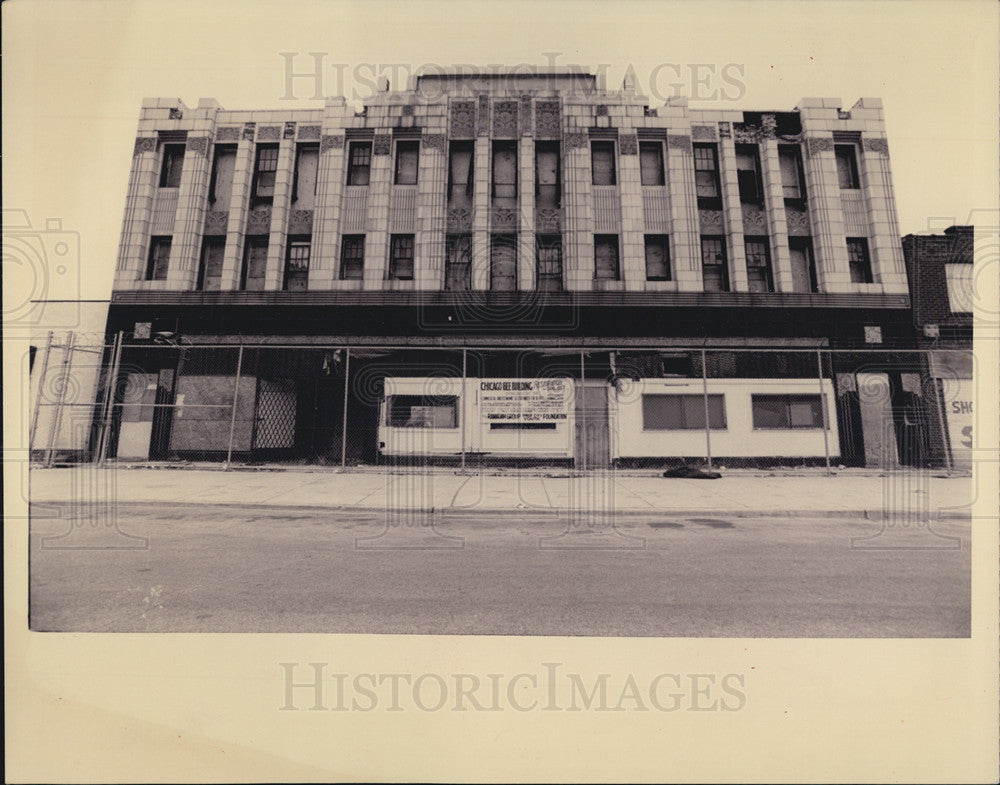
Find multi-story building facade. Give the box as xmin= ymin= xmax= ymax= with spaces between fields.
xmin=99 ymin=68 xmax=926 ymax=468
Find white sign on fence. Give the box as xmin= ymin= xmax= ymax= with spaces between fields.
xmin=479 ymin=378 xmax=570 ymax=423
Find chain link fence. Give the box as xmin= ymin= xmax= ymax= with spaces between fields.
xmin=29 ymin=336 xmax=974 ymax=474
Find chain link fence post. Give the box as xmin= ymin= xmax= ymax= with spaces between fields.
xmin=224 ymin=344 xmax=244 ymax=470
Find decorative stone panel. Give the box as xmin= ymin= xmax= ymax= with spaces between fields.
xmin=520 ymin=95 xmax=533 ymax=134
xmin=718 ymin=122 xmax=731 ymax=139
xmin=216 ymin=126 xmax=241 ymax=142
xmin=535 ymin=208 xmax=562 ymax=233
xmin=373 ymin=134 xmax=392 ymax=155
xmin=493 ymin=101 xmax=518 ymax=137
xmin=619 ymin=134 xmax=638 ymax=155
xmin=259 ymin=125 xmax=282 ymax=141
xmin=298 ymin=125 xmax=321 ymax=140
xmin=204 ymin=211 xmax=230 ymax=235
xmin=491 ymin=208 xmax=519 ymax=231
xmin=187 ymin=136 xmax=209 ymax=155
xmin=447 ymin=207 xmax=473 ymax=233
xmin=667 ymin=134 xmax=692 ymax=152
xmin=535 ymin=101 xmax=561 ymax=138
xmin=691 ymin=125 xmax=717 ymax=141
xmin=862 ymin=138 xmax=889 ymax=155
xmin=476 ymin=95 xmax=490 ymax=136
xmin=837 ymin=373 xmax=857 ymax=395
xmin=450 ymin=101 xmax=476 ymax=137
xmin=733 ymin=123 xmax=769 ymax=143
xmin=421 ymin=133 xmax=446 ymax=152
xmin=806 ymin=137 xmax=834 ymax=156
xmin=596 ymin=104 xmax=608 ymax=116
xmin=320 ymin=134 xmax=344 ymax=153
xmin=699 ymin=209 xmax=725 ymax=232
xmin=246 ymin=207 xmax=272 ymax=234
xmin=402 ymin=104 xmax=414 ymax=116
xmin=785 ymin=206 xmax=811 ymax=236
xmin=564 ymin=132 xmax=587 ymax=150
xmin=288 ymin=209 xmax=313 ymax=235
xmin=133 ymin=136 xmax=156 ymax=156
xmin=242 ymin=123 xmax=256 ymax=141
xmin=741 ymin=204 xmax=767 ymax=230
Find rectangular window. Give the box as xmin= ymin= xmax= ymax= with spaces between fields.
xmin=752 ymin=394 xmax=826 ymax=429
xmin=291 ymin=143 xmax=319 ymax=206
xmin=778 ymin=144 xmax=806 ymax=201
xmin=241 ymin=236 xmax=268 ymax=290
xmin=159 ymin=144 xmax=185 ymax=188
xmin=744 ymin=237 xmax=774 ymax=292
xmin=251 ymin=144 xmax=279 ymax=206
xmin=701 ymin=236 xmax=729 ymax=292
xmin=788 ymin=237 xmax=818 ymax=293
xmin=445 ymin=234 xmax=472 ymax=290
xmin=735 ymin=144 xmax=764 ymax=203
xmin=208 ymin=144 xmax=237 ymax=207
xmin=490 ymin=234 xmax=517 ymax=291
xmin=639 ymin=141 xmax=665 ymax=186
xmin=386 ymin=395 xmax=458 ymax=428
xmin=644 ymin=235 xmax=671 ymax=281
xmin=693 ymin=143 xmax=721 ymax=208
xmin=835 ymin=144 xmax=860 ymax=189
xmin=389 ymin=234 xmax=415 ymax=280
xmin=642 ymin=394 xmax=727 ymax=430
xmin=594 ymin=234 xmax=620 ymax=280
xmin=394 ymin=140 xmax=419 ymax=185
xmin=847 ymin=237 xmax=873 ymax=283
xmin=284 ymin=237 xmax=310 ymax=291
xmin=591 ymin=140 xmax=616 ymax=185
xmin=535 ymin=141 xmax=561 ymax=208
xmin=197 ymin=237 xmax=225 ymax=291
xmin=340 ymin=234 xmax=365 ymax=280
xmin=145 ymin=236 xmax=171 ymax=280
xmin=536 ymin=234 xmax=563 ymax=291
xmin=492 ymin=141 xmax=518 ymax=202
xmin=447 ymin=141 xmax=474 ymax=207
xmin=347 ymin=141 xmax=372 ymax=186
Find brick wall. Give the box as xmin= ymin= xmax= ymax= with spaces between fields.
xmin=902 ymin=225 xmax=973 ymax=327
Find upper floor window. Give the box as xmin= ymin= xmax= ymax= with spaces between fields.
xmin=447 ymin=141 xmax=474 ymax=206
xmin=594 ymin=234 xmax=620 ymax=280
xmin=340 ymin=235 xmax=365 ymax=280
xmin=241 ymin=236 xmax=269 ymax=290
xmin=536 ymin=234 xmax=564 ymax=291
xmin=292 ymin=143 xmax=319 ymax=206
xmin=251 ymin=144 xmax=279 ymax=206
xmin=744 ymin=237 xmax=773 ymax=292
xmin=492 ymin=141 xmax=518 ymax=202
xmin=208 ymin=144 xmax=237 ymax=208
xmin=639 ymin=141 xmax=665 ymax=186
xmin=197 ymin=237 xmax=225 ymax=291
xmin=394 ymin=140 xmax=419 ymax=185
xmin=145 ymin=236 xmax=171 ymax=280
xmin=735 ymin=144 xmax=764 ymax=203
xmin=535 ymin=141 xmax=561 ymax=208
xmin=778 ymin=144 xmax=806 ymax=201
xmin=644 ymin=235 xmax=671 ymax=281
xmin=701 ymin=235 xmax=729 ymax=292
xmin=158 ymin=144 xmax=185 ymax=188
xmin=835 ymin=144 xmax=860 ymax=189
xmin=693 ymin=143 xmax=721 ymax=208
xmin=847 ymin=237 xmax=873 ymax=283
xmin=389 ymin=234 xmax=415 ymax=280
xmin=284 ymin=238 xmax=310 ymax=291
xmin=591 ymin=141 xmax=616 ymax=185
xmin=347 ymin=141 xmax=372 ymax=186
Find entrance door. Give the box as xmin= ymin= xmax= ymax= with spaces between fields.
xmin=855 ymin=372 xmax=900 ymax=468
xmin=253 ymin=378 xmax=297 ymax=450
xmin=575 ymin=382 xmax=610 ymax=468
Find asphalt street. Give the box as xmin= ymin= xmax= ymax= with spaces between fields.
xmin=28 ymin=503 xmax=970 ymax=636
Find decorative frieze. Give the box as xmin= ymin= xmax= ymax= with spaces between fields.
xmin=491 ymin=208 xmax=518 ymax=231
xmin=421 ymin=133 xmax=446 ymax=152
xmin=535 ymin=208 xmax=563 ymax=233
xmin=320 ymin=134 xmax=344 ymax=153
xmin=691 ymin=125 xmax=717 ymax=141
xmin=535 ymin=101 xmax=561 ymax=138
xmin=186 ymin=136 xmax=209 ymax=155
xmin=373 ymin=134 xmax=392 ymax=155
xmin=667 ymin=134 xmax=692 ymax=152
xmin=204 ymin=211 xmax=230 ymax=234
xmin=619 ymin=134 xmax=638 ymax=155
xmin=785 ymin=206 xmax=811 ymax=236
xmin=733 ymin=123 xmax=769 ymax=144
xmin=493 ymin=100 xmax=519 ymax=137
xmin=718 ymin=122 xmax=731 ymax=139
xmin=520 ymin=95 xmax=533 ymax=134
xmin=298 ymin=125 xmax=321 ymax=140
xmin=246 ymin=207 xmax=272 ymax=234
xmin=699 ymin=209 xmax=725 ymax=232
xmin=216 ymin=126 xmax=241 ymax=142
xmin=283 ymin=122 xmax=296 ymax=139
xmin=476 ymin=95 xmax=491 ymax=136
xmin=862 ymin=137 xmax=889 ymax=155
xmin=258 ymin=125 xmax=282 ymax=141
xmin=806 ymin=137 xmax=834 ymax=156
xmin=242 ymin=123 xmax=256 ymax=141
xmin=450 ymin=101 xmax=476 ymax=137
xmin=741 ymin=204 xmax=767 ymax=230
xmin=564 ymin=132 xmax=587 ymax=150
xmin=133 ymin=136 xmax=156 ymax=156
xmin=288 ymin=209 xmax=313 ymax=235
xmin=447 ymin=207 xmax=473 ymax=234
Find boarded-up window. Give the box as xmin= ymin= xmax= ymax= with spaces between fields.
xmin=778 ymin=144 xmax=805 ymax=200
xmin=284 ymin=237 xmax=310 ymax=291
xmin=594 ymin=234 xmax=619 ymax=280
xmin=701 ymin=236 xmax=728 ymax=291
xmin=198 ymin=237 xmax=225 ymax=291
xmin=159 ymin=144 xmax=185 ymax=188
xmin=789 ymin=237 xmax=817 ymax=293
xmin=642 ymin=394 xmax=727 ymax=430
xmin=535 ymin=141 xmax=561 ymax=208
xmin=448 ymin=141 xmax=474 ymax=207
xmin=394 ymin=140 xmax=419 ymax=185
xmin=491 ymin=234 xmax=517 ymax=290
xmin=835 ymin=144 xmax=860 ymax=189
xmin=292 ymin=144 xmax=319 ymax=208
xmin=340 ymin=235 xmax=365 ymax=280
xmin=389 ymin=234 xmax=414 ymax=280
xmin=146 ymin=236 xmax=171 ymax=281
xmin=386 ymin=395 xmax=458 ymax=428
xmin=445 ymin=234 xmax=471 ymax=290
xmin=744 ymin=237 xmax=773 ymax=292
xmin=536 ymin=234 xmax=563 ymax=291
xmin=639 ymin=141 xmax=665 ymax=186
xmin=752 ymin=394 xmax=825 ymax=429
xmin=591 ymin=141 xmax=616 ymax=185
xmin=208 ymin=145 xmax=237 ymax=208
xmin=492 ymin=141 xmax=518 ymax=202
xmin=644 ymin=235 xmax=670 ymax=280
xmin=241 ymin=236 xmax=268 ymax=290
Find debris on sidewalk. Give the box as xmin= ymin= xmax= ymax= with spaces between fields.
xmin=662 ymin=464 xmax=722 ymax=480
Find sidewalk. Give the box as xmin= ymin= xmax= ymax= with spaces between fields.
xmin=27 ymin=465 xmax=974 ymax=519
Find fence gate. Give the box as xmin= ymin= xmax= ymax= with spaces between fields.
xmin=252 ymin=378 xmax=297 ymax=450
